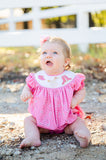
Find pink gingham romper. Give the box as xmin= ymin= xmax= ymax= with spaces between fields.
xmin=26 ymin=70 xmax=85 ymax=133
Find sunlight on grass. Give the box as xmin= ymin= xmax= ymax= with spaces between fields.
xmin=0 ymin=47 xmax=40 ymax=72
xmin=0 ymin=44 xmax=106 ymax=73
xmin=70 ymin=44 xmax=106 ymax=72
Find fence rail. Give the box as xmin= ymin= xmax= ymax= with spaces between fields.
xmin=0 ymin=0 xmax=106 ymax=8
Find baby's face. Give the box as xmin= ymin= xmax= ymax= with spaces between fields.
xmin=40 ymin=42 xmax=69 ymax=75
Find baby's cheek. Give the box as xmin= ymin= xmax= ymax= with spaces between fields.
xmin=40 ymin=60 xmax=44 ymax=69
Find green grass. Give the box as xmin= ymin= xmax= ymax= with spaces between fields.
xmin=0 ymin=47 xmax=40 ymax=72
xmin=0 ymin=44 xmax=106 ymax=73
xmin=71 ymin=44 xmax=106 ymax=70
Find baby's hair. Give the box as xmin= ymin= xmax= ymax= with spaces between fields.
xmin=41 ymin=36 xmax=71 ymax=70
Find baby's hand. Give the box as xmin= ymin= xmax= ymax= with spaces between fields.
xmin=20 ymin=84 xmax=32 ymax=102
xmin=71 ymin=97 xmax=77 ymax=109
xmin=21 ymin=91 xmax=32 ymax=102
xmin=71 ymin=87 xmax=86 ymax=108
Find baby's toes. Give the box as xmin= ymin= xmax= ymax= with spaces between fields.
xmin=74 ymin=131 xmax=89 ymax=148
xmin=20 ymin=138 xmax=41 ymax=149
xmin=20 ymin=139 xmax=28 ymax=148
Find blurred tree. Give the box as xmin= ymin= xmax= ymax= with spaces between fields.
xmin=90 ymin=10 xmax=106 ymax=27
xmin=44 ymin=15 xmax=76 ymax=28
xmin=41 ymin=6 xmax=76 ymax=28
xmin=89 ymin=13 xmax=94 ymax=27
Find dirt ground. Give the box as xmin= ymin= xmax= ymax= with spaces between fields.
xmin=0 ymin=76 xmax=106 ymax=160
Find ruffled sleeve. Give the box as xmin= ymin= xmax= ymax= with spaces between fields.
xmin=26 ymin=73 xmax=36 ymax=94
xmin=74 ymin=73 xmax=85 ymax=91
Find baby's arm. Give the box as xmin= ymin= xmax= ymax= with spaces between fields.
xmin=71 ymin=87 xmax=86 ymax=108
xmin=20 ymin=84 xmax=32 ymax=102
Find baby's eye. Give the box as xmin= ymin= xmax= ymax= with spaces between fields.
xmin=53 ymin=52 xmax=58 ymax=54
xmin=42 ymin=51 xmax=47 ymax=54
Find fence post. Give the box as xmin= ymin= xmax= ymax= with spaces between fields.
xmin=9 ymin=8 xmax=15 ymax=31
xmin=77 ymin=11 xmax=89 ymax=53
xmin=32 ymin=6 xmax=41 ymax=30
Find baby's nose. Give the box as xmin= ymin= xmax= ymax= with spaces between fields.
xmin=46 ymin=55 xmax=52 ymax=58
xmin=46 ymin=53 xmax=52 ymax=58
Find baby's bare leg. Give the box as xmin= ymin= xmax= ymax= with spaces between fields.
xmin=65 ymin=117 xmax=90 ymax=148
xmin=20 ymin=116 xmax=41 ymax=148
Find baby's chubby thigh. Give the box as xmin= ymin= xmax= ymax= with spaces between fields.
xmin=65 ymin=117 xmax=91 ymax=147
xmin=24 ymin=116 xmax=50 ymax=133
xmin=24 ymin=115 xmax=37 ymax=125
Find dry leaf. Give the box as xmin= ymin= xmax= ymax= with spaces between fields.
xmin=98 ymin=94 xmax=106 ymax=103
xmin=85 ymin=115 xmax=92 ymax=119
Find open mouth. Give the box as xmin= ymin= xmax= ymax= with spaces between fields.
xmin=46 ymin=61 xmax=53 ymax=66
xmin=46 ymin=60 xmax=53 ymax=66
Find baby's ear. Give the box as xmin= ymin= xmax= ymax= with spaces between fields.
xmin=64 ymin=58 xmax=70 ymax=67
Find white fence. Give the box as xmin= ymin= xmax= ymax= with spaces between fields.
xmin=0 ymin=0 xmax=106 ymax=52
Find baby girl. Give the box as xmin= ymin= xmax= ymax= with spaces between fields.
xmin=20 ymin=36 xmax=90 ymax=148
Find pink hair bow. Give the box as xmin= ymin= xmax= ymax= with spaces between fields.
xmin=40 ymin=35 xmax=50 ymax=45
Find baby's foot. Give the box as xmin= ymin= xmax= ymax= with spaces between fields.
xmin=20 ymin=137 xmax=41 ymax=149
xmin=74 ymin=130 xmax=90 ymax=148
